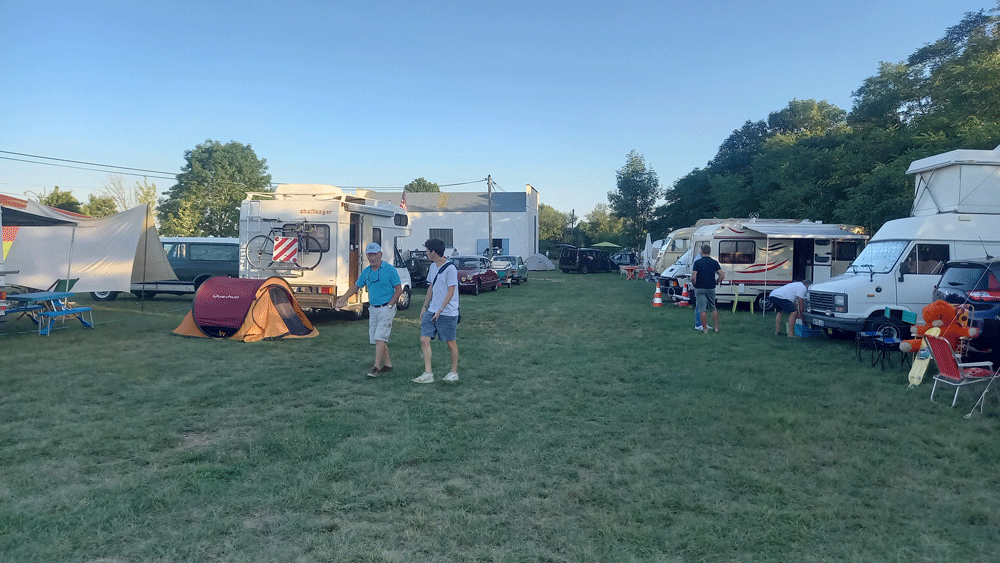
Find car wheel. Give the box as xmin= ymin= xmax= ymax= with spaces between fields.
xmin=90 ymin=291 xmax=119 ymax=301
xmin=561 ymin=269 xmax=570 ymax=274
xmin=863 ymin=317 xmax=907 ymax=340
xmin=132 ymin=291 xmax=157 ymax=299
xmin=580 ymin=265 xmax=589 ymax=274
xmin=754 ymin=294 xmax=775 ymax=312
xmin=396 ymin=286 xmax=411 ymax=310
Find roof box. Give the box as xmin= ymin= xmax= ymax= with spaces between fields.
xmin=907 ymin=146 xmax=1000 ymax=216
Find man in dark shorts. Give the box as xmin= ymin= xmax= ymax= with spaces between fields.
xmin=766 ymin=280 xmax=810 ymax=337
xmin=690 ymin=244 xmax=724 ymax=334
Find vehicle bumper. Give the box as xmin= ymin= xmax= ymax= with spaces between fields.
xmin=803 ymin=313 xmax=865 ymax=332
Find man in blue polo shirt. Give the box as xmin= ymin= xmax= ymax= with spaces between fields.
xmin=336 ymin=242 xmax=403 ymax=377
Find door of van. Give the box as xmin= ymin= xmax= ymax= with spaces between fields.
xmin=811 ymin=239 xmax=832 ymax=282
xmin=895 ymin=242 xmax=951 ymax=313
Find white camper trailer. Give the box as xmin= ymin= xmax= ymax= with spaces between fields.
xmin=239 ymin=184 xmax=412 ymax=315
xmin=805 ymin=146 xmax=1000 ymax=337
xmin=686 ymin=219 xmax=867 ymax=311
xmin=654 ymin=227 xmax=696 ymax=273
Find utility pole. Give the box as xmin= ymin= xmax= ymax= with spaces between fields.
xmin=487 ymin=175 xmax=493 ymax=256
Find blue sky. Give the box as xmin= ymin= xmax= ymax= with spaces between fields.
xmin=1 ymin=0 xmax=992 ymax=217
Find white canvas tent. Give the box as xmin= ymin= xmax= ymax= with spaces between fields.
xmin=908 ymin=145 xmax=1000 ymax=216
xmin=525 ymin=253 xmax=555 ymax=271
xmin=3 ymin=202 xmax=175 ymax=292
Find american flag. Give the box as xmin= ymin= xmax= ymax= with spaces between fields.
xmin=400 ymin=190 xmax=408 ymax=211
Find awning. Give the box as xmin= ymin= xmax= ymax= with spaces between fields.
xmin=1 ymin=205 xmax=78 ymax=227
xmin=742 ymin=223 xmax=866 ymax=240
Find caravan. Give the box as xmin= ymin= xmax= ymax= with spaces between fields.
xmin=653 ymin=227 xmax=696 ymax=273
xmin=805 ymin=147 xmax=1000 ymax=337
xmin=684 ymin=219 xmax=866 ymax=310
xmin=239 ymin=184 xmax=413 ymax=316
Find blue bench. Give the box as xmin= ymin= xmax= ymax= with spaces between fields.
xmin=37 ymin=306 xmax=94 ymax=336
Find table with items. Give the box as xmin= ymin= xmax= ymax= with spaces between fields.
xmin=4 ymin=291 xmax=94 ymax=336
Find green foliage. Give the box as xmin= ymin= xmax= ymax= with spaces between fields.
xmin=608 ymin=150 xmax=661 ymax=247
xmin=403 ymin=177 xmax=440 ymax=192
xmin=580 ymin=203 xmax=624 ymax=245
xmin=158 ymin=140 xmax=272 ymax=236
xmin=80 ymin=194 xmax=118 ymax=218
xmin=538 ymin=203 xmax=567 ymax=242
xmin=102 ymin=175 xmax=157 ymax=214
xmin=40 ymin=186 xmax=81 ymax=214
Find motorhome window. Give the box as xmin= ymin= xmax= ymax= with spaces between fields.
xmin=429 ymin=228 xmax=453 ymax=247
xmin=372 ymin=228 xmax=382 ymax=247
xmin=189 ymin=243 xmax=238 ymax=261
xmin=394 ymin=214 xmax=407 ymax=226
xmin=833 ymin=241 xmax=861 ymax=262
xmin=900 ymin=243 xmax=949 ymax=275
xmin=719 ymin=240 xmax=755 ymax=264
xmin=850 ymin=240 xmax=908 ymax=273
xmin=283 ymin=223 xmax=330 ymax=252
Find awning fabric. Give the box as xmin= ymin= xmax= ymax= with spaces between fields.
xmin=1 ymin=205 xmax=78 ymax=226
xmin=742 ymin=223 xmax=867 ymax=240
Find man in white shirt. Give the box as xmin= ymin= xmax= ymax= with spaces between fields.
xmin=767 ymin=280 xmax=811 ymax=337
xmin=413 ymin=238 xmax=461 ymax=383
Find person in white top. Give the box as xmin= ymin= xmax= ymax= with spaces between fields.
xmin=767 ymin=280 xmax=811 ymax=338
xmin=413 ymin=238 xmax=461 ymax=384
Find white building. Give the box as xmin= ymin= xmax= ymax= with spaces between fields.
xmin=366 ymin=184 xmax=540 ymax=258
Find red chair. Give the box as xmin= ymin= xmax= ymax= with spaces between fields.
xmin=926 ymin=335 xmax=996 ymax=408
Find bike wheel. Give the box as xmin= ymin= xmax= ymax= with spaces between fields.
xmin=298 ymin=236 xmax=323 ymax=269
xmin=246 ymin=235 xmax=274 ymax=269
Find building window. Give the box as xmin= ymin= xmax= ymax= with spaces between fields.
xmin=719 ymin=240 xmax=755 ymax=264
xmin=429 ymin=228 xmax=454 ymax=247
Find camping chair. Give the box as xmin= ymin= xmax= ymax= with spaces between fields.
xmin=47 ymin=278 xmax=79 ymax=292
xmin=872 ymin=326 xmax=910 ymax=371
xmin=926 ymin=335 xmax=996 ymax=408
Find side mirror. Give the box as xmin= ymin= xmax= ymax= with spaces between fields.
xmin=898 ymin=270 xmax=905 ymax=283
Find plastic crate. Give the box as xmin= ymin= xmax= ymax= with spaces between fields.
xmin=794 ymin=323 xmax=824 ymax=337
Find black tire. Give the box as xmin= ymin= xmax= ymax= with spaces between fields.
xmin=522 ymin=276 xmax=527 ymax=284
xmin=90 ymin=291 xmax=119 ymax=301
xmin=246 ymin=235 xmax=274 ymax=269
xmin=396 ymin=286 xmax=412 ymax=310
xmin=561 ymin=269 xmax=570 ymax=274
xmin=297 ymin=235 xmax=323 ymax=270
xmin=473 ymin=281 xmax=480 ymax=296
xmin=863 ymin=317 xmax=908 ymax=340
xmin=492 ymin=278 xmax=500 ymax=291
xmin=754 ymin=294 xmax=775 ymax=312
xmin=580 ymin=265 xmax=589 ymax=274
xmin=132 ymin=291 xmax=157 ymax=299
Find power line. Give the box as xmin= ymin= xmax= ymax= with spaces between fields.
xmin=0 ymin=155 xmax=175 ymax=180
xmin=0 ymin=150 xmax=176 ymax=176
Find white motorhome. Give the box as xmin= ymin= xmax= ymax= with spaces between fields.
xmin=805 ymin=146 xmax=1000 ymax=336
xmin=654 ymin=227 xmax=696 ymax=273
xmin=239 ymin=184 xmax=413 ymax=315
xmin=683 ymin=218 xmax=866 ymax=310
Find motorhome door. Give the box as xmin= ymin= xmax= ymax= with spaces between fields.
xmin=811 ymin=239 xmax=833 ymax=282
xmin=792 ymin=239 xmax=814 ymax=281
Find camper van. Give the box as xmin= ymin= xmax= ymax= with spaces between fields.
xmin=685 ymin=219 xmax=866 ymax=311
xmin=238 ymin=184 xmax=413 ymax=315
xmin=804 ymin=147 xmax=1000 ymax=337
xmin=653 ymin=227 xmax=696 ymax=273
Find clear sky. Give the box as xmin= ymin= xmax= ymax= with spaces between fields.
xmin=1 ymin=0 xmax=993 ymax=217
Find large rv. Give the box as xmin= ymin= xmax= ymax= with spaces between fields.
xmin=805 ymin=146 xmax=1000 ymax=337
xmin=239 ymin=185 xmax=413 ymax=315
xmin=653 ymin=227 xmax=696 ymax=273
xmin=685 ymin=219 xmax=867 ymax=311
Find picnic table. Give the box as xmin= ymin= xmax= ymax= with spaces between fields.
xmin=6 ymin=291 xmax=94 ymax=336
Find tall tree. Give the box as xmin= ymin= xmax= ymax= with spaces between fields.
xmin=538 ymin=203 xmax=567 ymax=242
xmin=158 ymin=140 xmax=272 ymax=236
xmin=403 ymin=177 xmax=440 ymax=192
xmin=608 ymin=150 xmax=661 ymax=247
xmin=102 ymin=175 xmax=157 ymax=213
xmin=81 ymin=194 xmax=118 ymax=217
xmin=581 ymin=204 xmax=624 ymax=245
xmin=41 ymin=187 xmax=81 ymax=214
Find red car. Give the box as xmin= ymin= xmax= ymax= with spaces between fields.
xmin=452 ymin=255 xmax=501 ymax=295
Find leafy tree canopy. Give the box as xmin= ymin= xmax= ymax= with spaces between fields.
xmin=538 ymin=203 xmax=567 ymax=242
xmin=608 ymin=150 xmax=661 ymax=247
xmin=41 ymin=187 xmax=81 ymax=214
xmin=81 ymin=194 xmax=118 ymax=218
xmin=158 ymin=140 xmax=272 ymax=236
xmin=403 ymin=177 xmax=440 ymax=192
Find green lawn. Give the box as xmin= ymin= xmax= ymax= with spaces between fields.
xmin=2 ymin=271 xmax=999 ymax=562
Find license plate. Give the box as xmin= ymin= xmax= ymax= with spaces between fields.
xmin=812 ymin=319 xmax=824 ymax=327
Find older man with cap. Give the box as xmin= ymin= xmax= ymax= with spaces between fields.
xmin=336 ymin=242 xmax=403 ymax=377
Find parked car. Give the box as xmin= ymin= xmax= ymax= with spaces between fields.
xmin=490 ymin=257 xmax=515 ymax=287
xmin=404 ymin=250 xmax=432 ymax=287
xmin=559 ymin=246 xmax=612 ymax=274
xmin=932 ymin=257 xmax=1000 ymax=357
xmin=453 ymin=255 xmax=501 ymax=295
xmin=494 ymin=255 xmax=528 ymax=285
xmin=610 ymin=251 xmax=637 ymax=267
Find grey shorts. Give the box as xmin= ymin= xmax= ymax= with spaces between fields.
xmin=421 ymin=311 xmax=458 ymax=341
xmin=368 ymin=304 xmax=396 ymax=343
xmin=695 ymin=288 xmax=717 ymax=312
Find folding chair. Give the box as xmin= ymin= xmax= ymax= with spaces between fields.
xmin=926 ymin=335 xmax=996 ymax=408
xmin=47 ymin=278 xmax=79 ymax=292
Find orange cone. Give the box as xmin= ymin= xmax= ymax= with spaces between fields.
xmin=652 ymin=281 xmax=663 ymax=307
xmin=678 ymin=282 xmax=690 ymax=306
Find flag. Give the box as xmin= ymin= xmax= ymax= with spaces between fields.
xmin=400 ymin=190 xmax=408 ymax=211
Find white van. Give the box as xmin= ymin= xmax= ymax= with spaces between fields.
xmin=239 ymin=184 xmax=413 ymax=315
xmin=654 ymin=227 xmax=696 ymax=273
xmin=804 ymin=146 xmax=1000 ymax=337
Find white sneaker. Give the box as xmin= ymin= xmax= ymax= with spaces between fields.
xmin=694 ymin=325 xmax=703 ymax=331
xmin=412 ymin=372 xmax=434 ymax=384
xmin=443 ymin=372 xmax=459 ymax=382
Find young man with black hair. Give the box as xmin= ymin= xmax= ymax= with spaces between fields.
xmin=413 ymin=238 xmax=460 ymax=383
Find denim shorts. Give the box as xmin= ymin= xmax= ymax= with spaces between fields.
xmin=421 ymin=311 xmax=458 ymax=341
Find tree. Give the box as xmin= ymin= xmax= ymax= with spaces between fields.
xmin=158 ymin=140 xmax=272 ymax=236
xmin=41 ymin=187 xmax=81 ymax=214
xmin=608 ymin=150 xmax=662 ymax=247
xmin=538 ymin=203 xmax=567 ymax=241
xmin=581 ymin=204 xmax=624 ymax=244
xmin=102 ymin=175 xmax=157 ymax=214
xmin=403 ymin=177 xmax=440 ymax=192
xmin=81 ymin=194 xmax=118 ymax=218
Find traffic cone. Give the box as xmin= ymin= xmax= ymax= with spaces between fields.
xmin=678 ymin=283 xmax=690 ymax=306
xmin=652 ymin=281 xmax=663 ymax=307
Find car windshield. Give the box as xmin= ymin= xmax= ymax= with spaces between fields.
xmin=495 ymin=256 xmax=514 ymax=263
xmin=456 ymin=258 xmax=480 ymax=269
xmin=940 ymin=264 xmax=1000 ymax=291
xmin=674 ymin=248 xmax=693 ymax=266
xmin=848 ymin=240 xmax=909 ymax=274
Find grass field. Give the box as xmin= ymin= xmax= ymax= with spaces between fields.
xmin=3 ymin=271 xmax=1000 ymax=562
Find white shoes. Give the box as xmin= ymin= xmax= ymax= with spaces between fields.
xmin=412 ymin=372 xmax=434 ymax=384
xmin=443 ymin=372 xmax=459 ymax=382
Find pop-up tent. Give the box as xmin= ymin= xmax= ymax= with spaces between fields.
xmin=173 ymin=276 xmax=318 ymax=342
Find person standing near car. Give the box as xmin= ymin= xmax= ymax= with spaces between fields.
xmin=691 ymin=244 xmax=724 ymax=334
xmin=336 ymin=242 xmax=402 ymax=378
xmin=767 ymin=279 xmax=810 ymax=337
xmin=413 ymin=238 xmax=460 ymax=384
